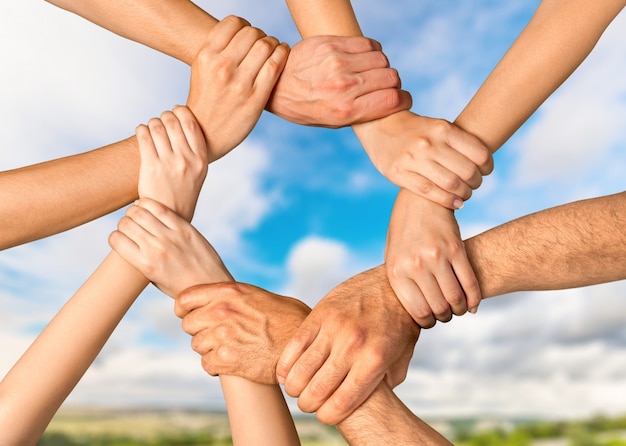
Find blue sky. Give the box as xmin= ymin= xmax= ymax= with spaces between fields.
xmin=1 ymin=0 xmax=626 ymax=421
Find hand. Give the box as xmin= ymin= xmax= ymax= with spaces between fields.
xmin=266 ymin=35 xmax=412 ymax=127
xmin=174 ymin=282 xmax=311 ymax=385
xmin=109 ymin=198 xmax=231 ymax=298
xmin=354 ymin=111 xmax=494 ymax=209
xmin=385 ymin=189 xmax=481 ymax=327
xmin=136 ymin=105 xmax=208 ymax=221
xmin=276 ymin=265 xmax=420 ymax=425
xmin=186 ymin=16 xmax=289 ymax=162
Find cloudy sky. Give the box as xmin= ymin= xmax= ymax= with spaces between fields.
xmin=1 ymin=0 xmax=626 ymax=422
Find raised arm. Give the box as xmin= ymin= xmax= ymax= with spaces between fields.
xmin=455 ymin=0 xmax=625 ymax=152
xmin=0 ymin=105 xmax=208 ymax=444
xmin=385 ymin=0 xmax=625 ymax=324
xmin=285 ymin=0 xmax=493 ymax=207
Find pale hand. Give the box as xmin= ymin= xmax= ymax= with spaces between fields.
xmin=136 ymin=106 xmax=208 ymax=221
xmin=109 ymin=198 xmax=231 ymax=298
xmin=386 ymin=189 xmax=481 ymax=327
xmin=355 ymin=111 xmax=494 ymax=209
xmin=186 ymin=16 xmax=289 ymax=162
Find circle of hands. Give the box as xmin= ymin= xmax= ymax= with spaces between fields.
xmin=107 ymin=15 xmax=493 ymax=427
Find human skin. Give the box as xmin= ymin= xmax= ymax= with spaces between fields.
xmin=0 ymin=22 xmax=288 ymax=444
xmin=177 ymin=190 xmax=626 ymax=429
xmin=0 ymin=2 xmax=410 ymax=251
xmin=0 ymin=105 xmax=207 ymax=445
xmin=111 ymin=201 xmax=449 ymax=445
xmin=385 ymin=0 xmax=626 ymax=325
xmin=277 ymin=0 xmax=626 ymax=423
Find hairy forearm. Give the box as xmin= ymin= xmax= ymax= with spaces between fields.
xmin=456 ymin=0 xmax=625 ymax=152
xmin=0 ymin=252 xmax=147 ymax=445
xmin=337 ymin=382 xmax=452 ymax=445
xmin=466 ymin=191 xmax=626 ymax=297
xmin=45 ymin=0 xmax=217 ymax=65
xmin=0 ymin=137 xmax=139 ymax=250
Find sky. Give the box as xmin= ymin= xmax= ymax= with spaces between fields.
xmin=1 ymin=0 xmax=626 ymax=422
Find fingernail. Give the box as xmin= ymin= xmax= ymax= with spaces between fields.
xmin=469 ymin=306 xmax=478 ymax=314
xmin=453 ymin=199 xmax=464 ymax=210
xmin=277 ymin=375 xmax=285 ymax=385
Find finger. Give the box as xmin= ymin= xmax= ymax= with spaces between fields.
xmin=277 ymin=320 xmax=322 ymax=389
xmin=323 ymin=36 xmax=383 ymax=55
xmin=316 ymin=366 xmax=385 ymax=425
xmin=136 ymin=123 xmax=158 ymax=162
xmin=417 ymin=273 xmax=453 ymax=323
xmin=403 ymin=173 xmax=465 ymax=210
xmin=222 ymin=24 xmax=268 ymax=67
xmin=238 ymin=35 xmax=281 ymax=79
xmin=108 ymin=229 xmax=139 ymax=261
xmin=175 ymin=283 xmax=221 ymax=318
xmin=342 ymin=52 xmax=394 ymax=75
xmin=447 ymin=126 xmax=494 ymax=176
xmin=296 ymin=351 xmax=349 ymax=413
xmin=133 ymin=198 xmax=181 ymax=230
xmin=189 ymin=328 xmax=216 ymax=355
xmin=418 ymin=159 xmax=475 ymax=201
xmin=206 ymin=15 xmax=251 ymax=53
xmin=388 ymin=275 xmax=436 ymax=328
xmin=451 ymin=251 xmax=482 ymax=314
xmin=172 ymin=106 xmax=207 ymax=158
xmin=433 ymin=266 xmax=468 ymax=317
xmin=254 ymin=42 xmax=289 ymax=93
xmin=283 ymin=337 xmax=331 ymax=399
xmin=147 ymin=117 xmax=173 ymax=158
xmin=125 ymin=201 xmax=174 ymax=235
xmin=350 ymin=88 xmax=413 ymax=124
xmin=159 ymin=110 xmax=187 ymax=156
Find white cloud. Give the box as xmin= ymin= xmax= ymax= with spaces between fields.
xmin=510 ymin=12 xmax=626 ymax=189
xmin=397 ymin=281 xmax=626 ymax=418
xmin=280 ymin=236 xmax=368 ymax=308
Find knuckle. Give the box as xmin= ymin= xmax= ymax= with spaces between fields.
xmin=201 ymin=355 xmax=218 ymax=377
xmin=432 ymin=118 xmax=452 ymax=136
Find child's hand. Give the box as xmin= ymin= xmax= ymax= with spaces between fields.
xmin=136 ymin=106 xmax=208 ymax=222
xmin=186 ymin=16 xmax=289 ymax=162
xmin=385 ymin=189 xmax=481 ymax=328
xmin=109 ymin=198 xmax=231 ymax=299
xmin=356 ymin=111 xmax=493 ymax=210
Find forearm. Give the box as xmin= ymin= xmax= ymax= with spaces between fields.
xmin=285 ymin=0 xmax=362 ymax=37
xmin=465 ymin=191 xmax=626 ymax=297
xmin=0 ymin=252 xmax=147 ymax=445
xmin=337 ymin=382 xmax=451 ymax=445
xmin=455 ymin=0 xmax=625 ymax=152
xmin=220 ymin=376 xmax=300 ymax=446
xmin=45 ymin=0 xmax=218 ymax=65
xmin=0 ymin=137 xmax=139 ymax=250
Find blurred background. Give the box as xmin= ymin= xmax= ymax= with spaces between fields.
xmin=1 ymin=1 xmax=625 ymax=444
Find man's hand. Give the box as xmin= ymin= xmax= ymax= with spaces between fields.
xmin=186 ymin=16 xmax=289 ymax=162
xmin=276 ymin=265 xmax=420 ymax=425
xmin=385 ymin=189 xmax=481 ymax=328
xmin=175 ymin=282 xmax=311 ymax=385
xmin=266 ymin=35 xmax=412 ymax=127
xmin=354 ymin=111 xmax=493 ymax=210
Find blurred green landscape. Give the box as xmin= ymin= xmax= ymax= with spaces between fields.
xmin=38 ymin=409 xmax=626 ymax=445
